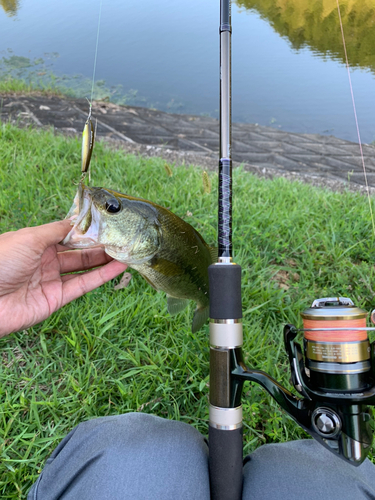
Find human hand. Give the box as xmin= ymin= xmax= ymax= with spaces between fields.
xmin=0 ymin=220 xmax=127 ymax=337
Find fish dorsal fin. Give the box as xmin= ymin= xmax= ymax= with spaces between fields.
xmin=192 ymin=305 xmax=209 ymax=333
xmin=167 ymin=296 xmax=190 ymax=315
xmin=209 ymin=246 xmax=218 ymax=263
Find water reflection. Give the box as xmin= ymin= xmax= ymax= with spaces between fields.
xmin=0 ymin=0 xmax=19 ymax=17
xmin=1 ymin=0 xmax=375 ymax=141
xmin=236 ymin=0 xmax=375 ymax=72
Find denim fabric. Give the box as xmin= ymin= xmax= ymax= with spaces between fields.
xmin=243 ymin=439 xmax=375 ymax=500
xmin=28 ymin=413 xmax=375 ymax=500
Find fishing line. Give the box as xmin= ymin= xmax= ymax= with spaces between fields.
xmin=80 ymin=0 xmax=103 ymax=185
xmin=336 ymin=0 xmax=375 ymax=236
xmin=90 ymin=0 xmax=103 ymax=104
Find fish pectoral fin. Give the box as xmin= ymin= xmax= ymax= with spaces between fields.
xmin=140 ymin=273 xmax=159 ymax=291
xmin=209 ymin=246 xmax=218 ymax=263
xmin=192 ymin=305 xmax=209 ymax=333
xmin=167 ymin=296 xmax=190 ymax=315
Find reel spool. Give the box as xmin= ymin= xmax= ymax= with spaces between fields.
xmin=301 ymin=297 xmax=372 ymax=392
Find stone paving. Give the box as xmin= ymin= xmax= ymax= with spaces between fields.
xmin=1 ymin=94 xmax=375 ymax=193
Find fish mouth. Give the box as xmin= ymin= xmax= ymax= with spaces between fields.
xmin=62 ymin=184 xmax=102 ymax=248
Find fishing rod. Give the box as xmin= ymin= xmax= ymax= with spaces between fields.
xmin=208 ymin=1 xmax=243 ymax=498
xmin=208 ymin=2 xmax=375 ymax=499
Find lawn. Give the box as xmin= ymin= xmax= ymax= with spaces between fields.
xmin=1 ymin=122 xmax=375 ymax=497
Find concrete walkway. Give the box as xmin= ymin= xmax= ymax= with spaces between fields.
xmin=1 ymin=94 xmax=375 ymax=193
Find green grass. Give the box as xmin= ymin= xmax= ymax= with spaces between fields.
xmin=1 ymin=122 xmax=375 ymax=497
xmin=0 ymin=77 xmax=48 ymax=95
xmin=0 ymin=59 xmax=142 ymax=105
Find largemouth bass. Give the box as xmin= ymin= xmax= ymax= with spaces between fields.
xmin=62 ymin=184 xmax=216 ymax=332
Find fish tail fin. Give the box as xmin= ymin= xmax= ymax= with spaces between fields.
xmin=192 ymin=305 xmax=209 ymax=333
xmin=167 ymin=296 xmax=190 ymax=315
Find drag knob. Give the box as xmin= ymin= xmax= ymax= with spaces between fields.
xmin=312 ymin=408 xmax=341 ymax=438
xmin=316 ymin=414 xmax=335 ymax=433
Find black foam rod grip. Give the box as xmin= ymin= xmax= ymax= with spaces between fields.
xmin=209 ymin=264 xmax=242 ymax=320
xmin=209 ymin=425 xmax=243 ymax=500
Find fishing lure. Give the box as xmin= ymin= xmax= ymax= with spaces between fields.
xmin=81 ymin=102 xmax=95 ymax=180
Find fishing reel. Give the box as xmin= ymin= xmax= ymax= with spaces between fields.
xmin=209 ymin=290 xmax=375 ymax=498
xmin=282 ymin=297 xmax=375 ymax=464
xmin=230 ymin=296 xmax=375 ymax=466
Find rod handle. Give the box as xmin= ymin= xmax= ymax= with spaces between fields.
xmin=209 ymin=425 xmax=243 ymax=500
xmin=209 ymin=264 xmax=242 ymax=320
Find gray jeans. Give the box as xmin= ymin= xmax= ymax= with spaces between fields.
xmin=28 ymin=413 xmax=375 ymax=499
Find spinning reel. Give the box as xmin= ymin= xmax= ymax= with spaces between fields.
xmin=208 ymin=288 xmax=375 ymax=499
xmin=285 ymin=297 xmax=375 ymax=463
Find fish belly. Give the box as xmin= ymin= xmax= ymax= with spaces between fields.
xmin=131 ymin=261 xmax=209 ymax=308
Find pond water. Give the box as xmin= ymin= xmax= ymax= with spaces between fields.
xmin=1 ymin=0 xmax=375 ymax=143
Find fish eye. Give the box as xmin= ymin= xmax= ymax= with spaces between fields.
xmin=105 ymin=198 xmax=121 ymax=213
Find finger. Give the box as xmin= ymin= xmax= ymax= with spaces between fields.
xmin=61 ymin=261 xmax=127 ymax=305
xmin=19 ymin=220 xmax=73 ymax=250
xmin=58 ymin=247 xmax=113 ymax=274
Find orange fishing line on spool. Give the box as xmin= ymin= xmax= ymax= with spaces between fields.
xmin=303 ymin=318 xmax=367 ymax=342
